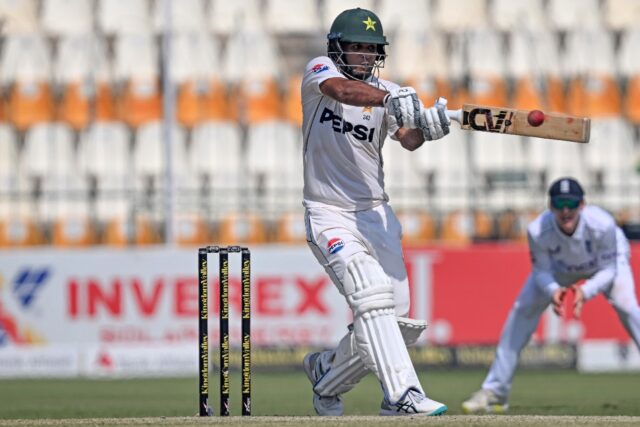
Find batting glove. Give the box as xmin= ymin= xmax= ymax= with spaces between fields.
xmin=383 ymin=87 xmax=423 ymax=129
xmin=420 ymin=97 xmax=450 ymax=141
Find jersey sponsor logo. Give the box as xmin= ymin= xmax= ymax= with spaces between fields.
xmin=327 ymin=238 xmax=345 ymax=254
xmin=311 ymin=63 xmax=329 ymax=73
xmin=557 ymin=258 xmax=597 ymax=272
xmin=319 ymin=107 xmax=376 ymax=142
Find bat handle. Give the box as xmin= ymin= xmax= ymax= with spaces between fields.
xmin=445 ymin=109 xmax=463 ymax=124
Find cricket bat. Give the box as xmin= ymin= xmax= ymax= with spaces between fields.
xmin=445 ymin=104 xmax=590 ymax=143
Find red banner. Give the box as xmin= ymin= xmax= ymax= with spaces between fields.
xmin=405 ymin=243 xmax=640 ymax=345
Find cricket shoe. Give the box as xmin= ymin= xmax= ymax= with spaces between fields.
xmin=303 ymin=352 xmax=344 ymax=416
xmin=461 ymin=389 xmax=509 ymax=414
xmin=379 ymin=387 xmax=448 ymax=416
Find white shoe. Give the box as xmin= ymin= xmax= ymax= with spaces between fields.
xmin=303 ymin=352 xmax=344 ymax=416
xmin=379 ymin=387 xmax=448 ymax=416
xmin=461 ymin=389 xmax=509 ymax=414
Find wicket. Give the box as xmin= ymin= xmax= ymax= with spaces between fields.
xmin=198 ymin=245 xmax=251 ymax=417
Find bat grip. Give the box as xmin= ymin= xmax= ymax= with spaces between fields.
xmin=446 ymin=109 xmax=463 ymax=124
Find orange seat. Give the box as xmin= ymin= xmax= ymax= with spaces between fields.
xmin=8 ymin=82 xmax=55 ymax=131
xmin=274 ymin=211 xmax=306 ymax=243
xmin=466 ymin=76 xmax=508 ymax=108
xmin=0 ymin=97 xmax=7 ymax=122
xmin=51 ymin=217 xmax=97 ymax=247
xmin=283 ymin=74 xmax=302 ymax=127
xmin=217 ymin=212 xmax=268 ymax=245
xmin=0 ymin=218 xmax=44 ymax=247
xmin=232 ymin=78 xmax=282 ymax=125
xmin=567 ymin=75 xmax=621 ymax=118
xmin=546 ymin=77 xmax=566 ymax=112
xmin=175 ymin=214 xmax=211 ymax=246
xmin=176 ymin=79 xmax=229 ymax=128
xmin=118 ymin=78 xmax=162 ymax=128
xmin=624 ymin=75 xmax=640 ymax=124
xmin=405 ymin=77 xmax=455 ymax=109
xmin=441 ymin=210 xmax=494 ymax=244
xmin=495 ymin=209 xmax=536 ymax=242
xmin=512 ymin=77 xmax=545 ymax=111
xmin=102 ymin=216 xmax=162 ymax=246
xmin=396 ymin=210 xmax=437 ymax=244
xmin=58 ymin=81 xmax=116 ymax=130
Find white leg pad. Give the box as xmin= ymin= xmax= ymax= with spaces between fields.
xmin=343 ymin=254 xmax=423 ymax=404
xmin=314 ymin=317 xmax=428 ymax=397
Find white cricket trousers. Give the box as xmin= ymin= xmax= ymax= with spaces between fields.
xmin=304 ymin=202 xmax=410 ymax=315
xmin=483 ymin=251 xmax=640 ymax=398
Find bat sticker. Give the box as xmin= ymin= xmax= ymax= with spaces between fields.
xmin=463 ymin=108 xmax=515 ymax=133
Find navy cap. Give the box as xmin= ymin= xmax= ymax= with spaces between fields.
xmin=548 ymin=177 xmax=584 ymax=201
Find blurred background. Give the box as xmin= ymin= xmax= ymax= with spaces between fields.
xmin=0 ymin=0 xmax=638 ymax=247
xmin=0 ymin=0 xmax=639 ymax=380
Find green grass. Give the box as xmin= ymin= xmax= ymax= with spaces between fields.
xmin=0 ymin=369 xmax=639 ymax=419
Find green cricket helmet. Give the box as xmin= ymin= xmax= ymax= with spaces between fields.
xmin=327 ymin=8 xmax=388 ymax=81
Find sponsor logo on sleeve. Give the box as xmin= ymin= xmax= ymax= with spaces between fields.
xmin=327 ymin=238 xmax=345 ymax=255
xmin=311 ymin=63 xmax=329 ymax=74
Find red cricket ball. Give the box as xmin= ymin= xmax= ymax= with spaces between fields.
xmin=527 ymin=110 xmax=545 ymax=127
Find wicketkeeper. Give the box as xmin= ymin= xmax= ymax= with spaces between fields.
xmin=300 ymin=7 xmax=450 ymax=416
xmin=463 ymin=177 xmax=640 ymax=413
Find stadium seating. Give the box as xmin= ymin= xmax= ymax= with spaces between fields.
xmin=207 ymin=0 xmax=262 ymax=36
xmin=413 ymin=126 xmax=472 ymax=212
xmin=2 ymin=34 xmax=54 ymax=131
xmin=547 ymin=0 xmax=602 ymax=31
xmin=274 ymin=211 xmax=307 ymax=244
xmin=55 ymin=35 xmax=115 ymax=130
xmin=489 ymin=0 xmax=546 ymax=31
xmin=395 ymin=210 xmax=437 ymax=244
xmin=169 ymin=33 xmax=228 ymax=127
xmin=97 ymin=0 xmax=152 ymax=35
xmin=0 ymin=125 xmax=40 ymax=247
xmin=377 ymin=0 xmax=432 ymax=34
xmin=189 ymin=121 xmax=244 ymax=215
xmin=283 ymin=74 xmax=303 ymax=127
xmin=322 ymin=0 xmax=375 ymax=29
xmin=0 ymin=0 xmax=636 ymax=246
xmin=41 ymin=0 xmax=93 ymax=36
xmin=604 ymin=0 xmax=640 ymax=30
xmin=619 ymin=30 xmax=640 ymax=124
xmin=0 ymin=0 xmax=39 ymax=34
xmin=433 ymin=0 xmax=488 ymax=32
xmin=245 ymin=120 xmax=302 ymax=213
xmin=382 ymin=138 xmax=429 ymax=210
xmin=265 ymin=0 xmax=321 ymax=35
xmin=152 ymin=0 xmax=207 ymax=33
xmin=440 ymin=209 xmax=494 ymax=244
xmin=217 ymin=212 xmax=268 ymax=245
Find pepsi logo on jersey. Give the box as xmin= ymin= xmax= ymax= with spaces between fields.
xmin=319 ymin=107 xmax=376 ymax=142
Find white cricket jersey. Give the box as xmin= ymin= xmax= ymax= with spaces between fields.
xmin=527 ymin=205 xmax=622 ymax=300
xmin=301 ymin=56 xmax=400 ymax=211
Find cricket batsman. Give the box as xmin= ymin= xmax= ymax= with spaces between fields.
xmin=463 ymin=177 xmax=640 ymax=413
xmin=300 ymin=7 xmax=451 ymax=416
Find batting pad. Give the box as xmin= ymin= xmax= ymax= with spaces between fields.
xmin=342 ymin=254 xmax=424 ymax=403
xmin=314 ymin=317 xmax=427 ymax=397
